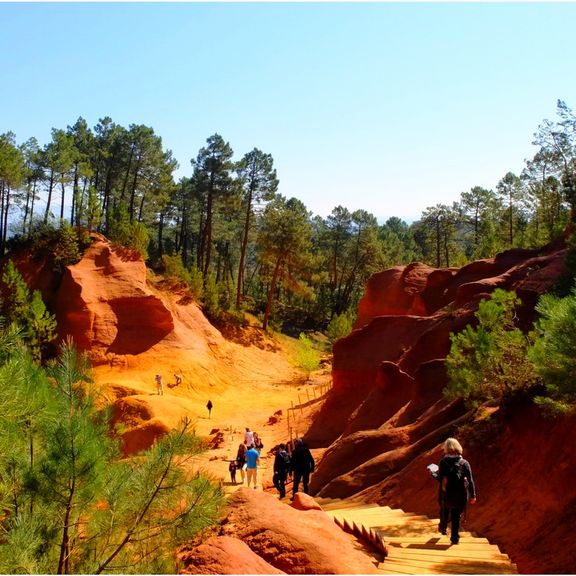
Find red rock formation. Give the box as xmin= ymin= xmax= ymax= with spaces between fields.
xmin=53 ymin=234 xmax=174 ymax=361
xmin=178 ymin=488 xmax=381 ymax=575
xmin=308 ymin=238 xmax=573 ymax=573
xmin=355 ymin=262 xmax=432 ymax=325
xmin=178 ymin=536 xmax=285 ymax=574
xmin=311 ymin=242 xmax=565 ymax=447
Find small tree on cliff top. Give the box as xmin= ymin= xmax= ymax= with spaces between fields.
xmin=445 ymin=289 xmax=537 ymax=406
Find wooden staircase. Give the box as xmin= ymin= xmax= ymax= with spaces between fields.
xmin=316 ymin=498 xmax=518 ymax=574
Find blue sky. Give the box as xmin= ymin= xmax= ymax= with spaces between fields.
xmin=1 ymin=2 xmax=576 ymax=223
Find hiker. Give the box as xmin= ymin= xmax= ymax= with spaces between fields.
xmin=273 ymin=443 xmax=291 ymax=499
xmin=437 ymin=437 xmax=476 ymax=545
xmin=245 ymin=443 xmax=260 ymax=489
xmin=155 ymin=374 xmax=163 ymax=396
xmin=244 ymin=427 xmax=254 ymax=446
xmin=253 ymin=431 xmax=264 ymax=450
xmin=290 ymin=438 xmax=315 ymax=500
xmin=236 ymin=443 xmax=247 ymax=484
xmin=229 ymin=460 xmax=238 ymax=484
xmin=206 ymin=399 xmax=213 ymax=418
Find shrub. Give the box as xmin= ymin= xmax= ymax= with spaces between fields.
xmin=1 ymin=260 xmax=57 ymax=362
xmin=529 ymin=290 xmax=576 ymax=408
xmin=296 ymin=332 xmax=321 ymax=380
xmin=326 ymin=310 xmax=355 ymax=345
xmin=109 ymin=204 xmax=149 ymax=259
xmin=445 ymin=289 xmax=536 ymax=406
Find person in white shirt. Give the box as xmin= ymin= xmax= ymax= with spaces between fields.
xmin=155 ymin=374 xmax=163 ymax=395
xmin=244 ymin=427 xmax=254 ymax=446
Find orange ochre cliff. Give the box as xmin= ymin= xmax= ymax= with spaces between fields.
xmin=9 ymin=232 xmax=576 ymax=574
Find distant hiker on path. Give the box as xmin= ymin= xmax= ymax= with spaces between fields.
xmin=206 ymin=400 xmax=213 ymax=418
xmin=273 ymin=443 xmax=291 ymax=499
xmin=155 ymin=374 xmax=163 ymax=396
xmin=437 ymin=437 xmax=476 ymax=545
xmin=244 ymin=427 xmax=254 ymax=446
xmin=245 ymin=444 xmax=260 ymax=489
xmin=290 ymin=438 xmax=315 ymax=500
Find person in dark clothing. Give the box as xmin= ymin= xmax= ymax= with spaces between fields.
xmin=206 ymin=399 xmax=213 ymax=418
xmin=273 ymin=443 xmax=291 ymax=499
xmin=290 ymin=438 xmax=315 ymax=500
xmin=236 ymin=443 xmax=247 ymax=484
xmin=437 ymin=437 xmax=476 ymax=545
xmin=229 ymin=460 xmax=238 ymax=484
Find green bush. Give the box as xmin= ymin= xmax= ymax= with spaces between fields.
xmin=160 ymin=255 xmax=205 ymax=302
xmin=52 ymin=221 xmax=81 ymax=272
xmin=445 ymin=289 xmax=536 ymax=406
xmin=326 ymin=310 xmax=355 ymax=345
xmin=1 ymin=261 xmax=57 ymax=362
xmin=202 ymin=273 xmax=220 ymax=317
xmin=296 ymin=332 xmax=321 ymax=380
xmin=109 ymin=204 xmax=149 ymax=259
xmin=529 ymin=290 xmax=576 ymax=407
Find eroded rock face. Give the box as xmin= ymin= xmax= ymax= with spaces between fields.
xmin=193 ymin=488 xmax=381 ymax=575
xmin=178 ymin=535 xmax=285 ymax=574
xmin=54 ymin=234 xmax=174 ymax=362
xmin=311 ymin=242 xmax=566 ymax=451
xmin=308 ymin=238 xmax=573 ymax=573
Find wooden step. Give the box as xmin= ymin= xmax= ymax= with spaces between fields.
xmin=389 ymin=546 xmax=511 ymax=562
xmin=382 ymin=556 xmax=517 ymax=575
xmin=316 ymin=498 xmax=517 ymax=575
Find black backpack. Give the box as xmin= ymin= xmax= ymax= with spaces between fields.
xmin=443 ymin=458 xmax=468 ymax=507
xmin=279 ymin=449 xmax=291 ymax=472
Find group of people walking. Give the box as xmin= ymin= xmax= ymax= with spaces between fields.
xmin=273 ymin=438 xmax=315 ymax=500
xmin=230 ymin=428 xmax=266 ymax=489
xmin=228 ymin=428 xmax=316 ymax=501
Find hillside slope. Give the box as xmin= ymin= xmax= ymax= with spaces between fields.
xmin=11 ymin=233 xmax=305 ymax=453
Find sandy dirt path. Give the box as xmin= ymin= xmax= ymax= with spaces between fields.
xmin=92 ymin=337 xmax=331 ymax=495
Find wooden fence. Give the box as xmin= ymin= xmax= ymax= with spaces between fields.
xmin=286 ymin=380 xmax=332 ymax=445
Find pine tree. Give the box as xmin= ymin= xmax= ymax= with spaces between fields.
xmin=0 ymin=338 xmax=225 ymax=573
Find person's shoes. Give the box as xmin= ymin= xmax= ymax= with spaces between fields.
xmin=450 ymin=539 xmax=459 ymax=545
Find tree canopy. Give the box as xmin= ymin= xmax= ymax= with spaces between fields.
xmin=2 ymin=100 xmax=575 ymax=333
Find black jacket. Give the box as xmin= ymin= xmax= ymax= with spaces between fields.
xmin=438 ymin=454 xmax=476 ymax=508
xmin=274 ymin=449 xmax=291 ymax=474
xmin=290 ymin=444 xmax=315 ymax=474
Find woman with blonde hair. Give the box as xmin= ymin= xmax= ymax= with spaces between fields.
xmin=437 ymin=437 xmax=476 ymax=545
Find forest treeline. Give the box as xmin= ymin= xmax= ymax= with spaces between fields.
xmin=1 ymin=100 xmax=576 ymax=331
